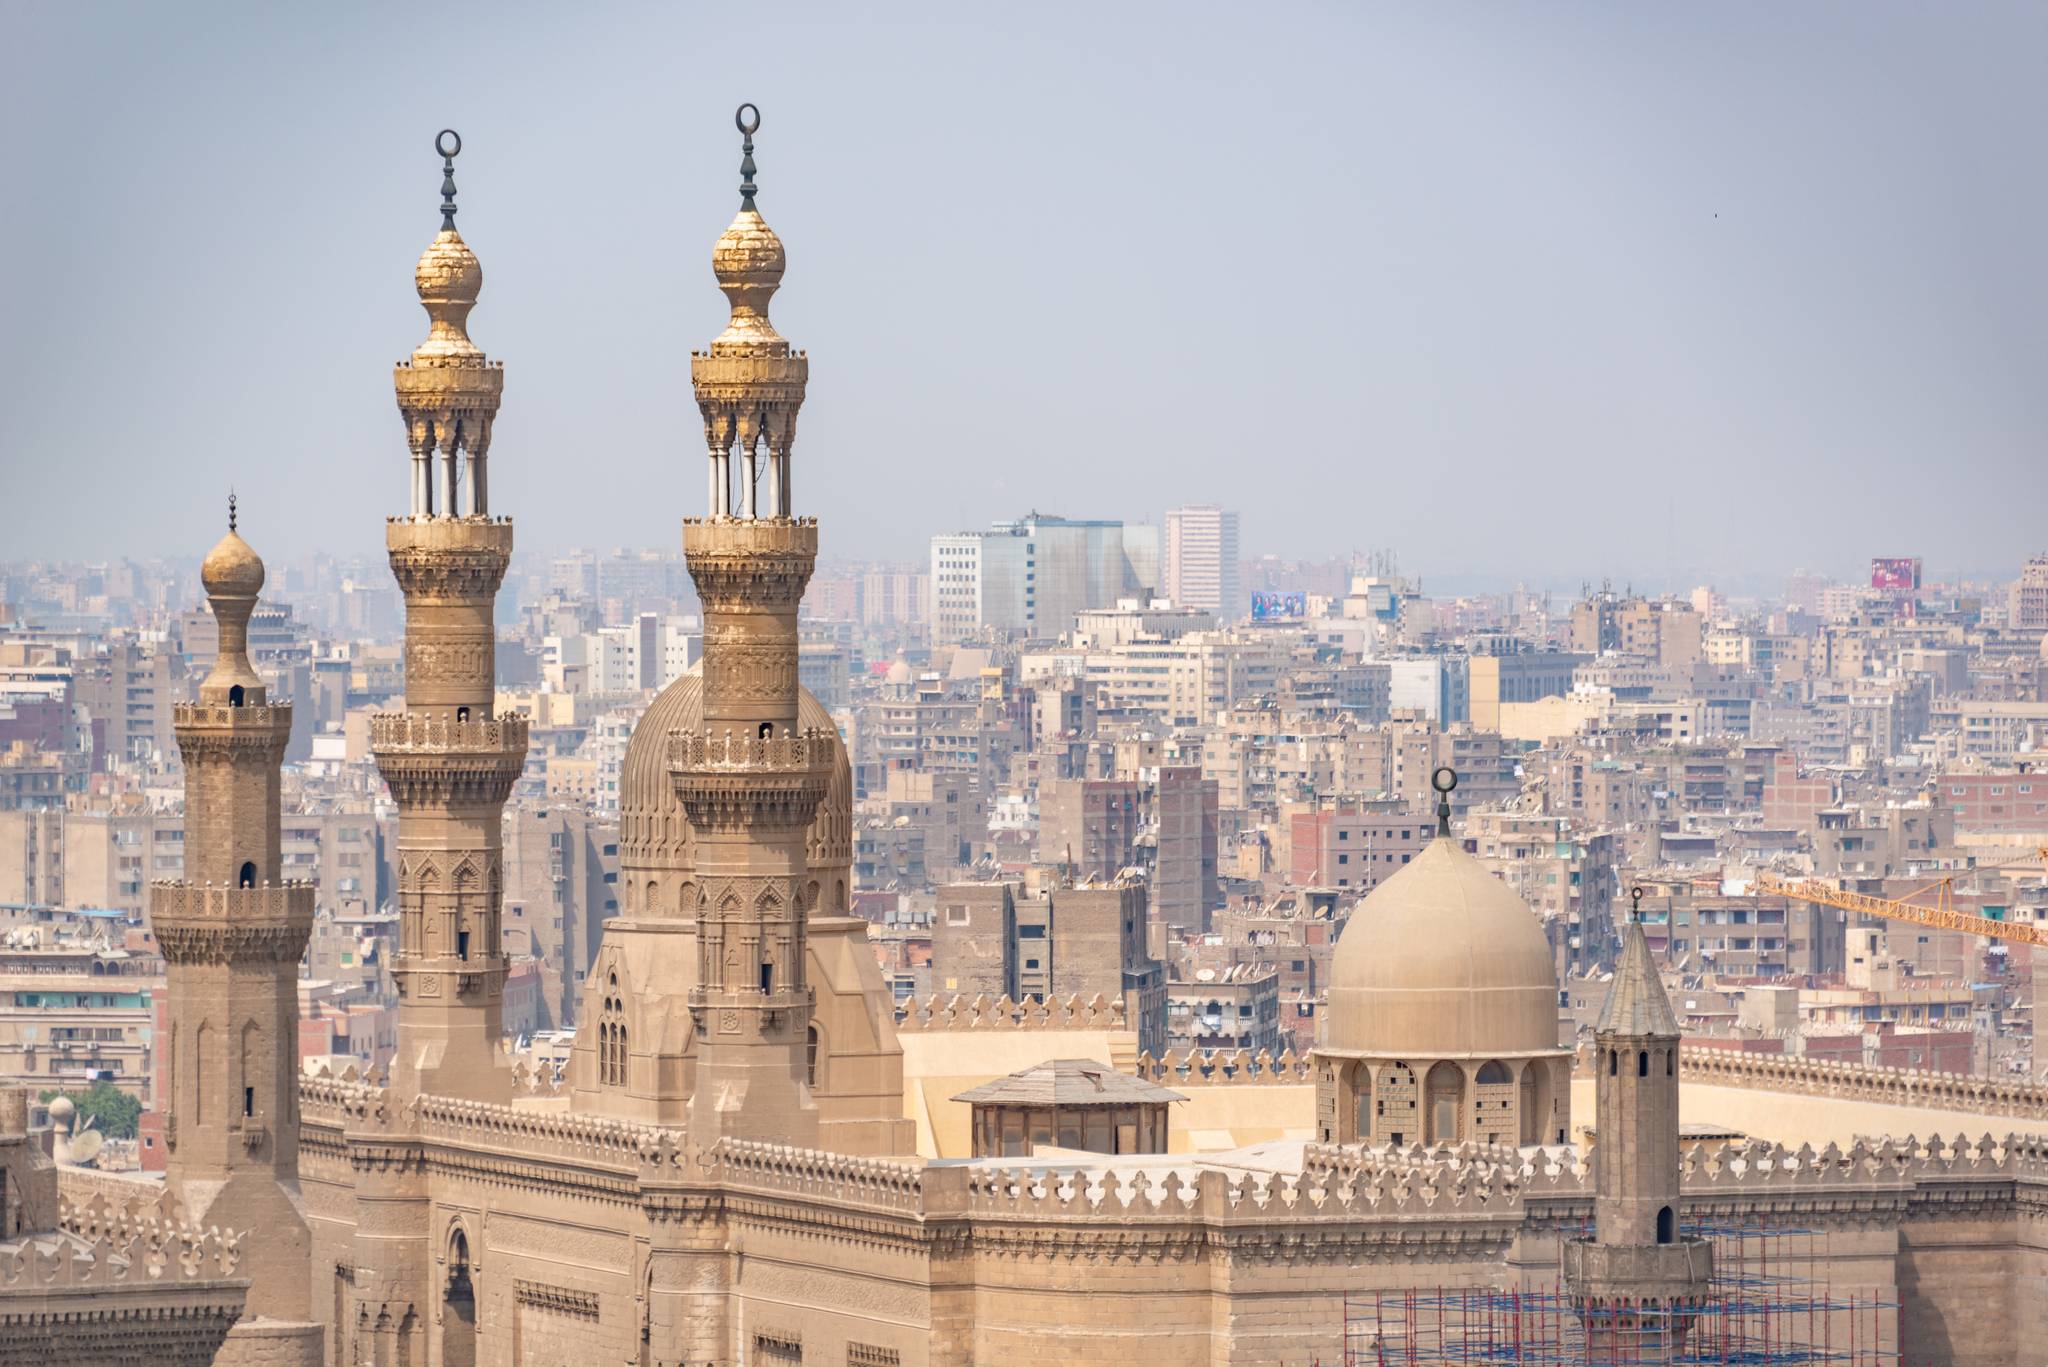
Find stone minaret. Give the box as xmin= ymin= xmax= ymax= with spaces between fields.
xmin=152 ymin=505 xmax=322 ymax=1355
xmin=1564 ymin=888 xmax=1714 ymax=1359
xmin=373 ymin=131 xmax=525 ymax=1102
xmin=674 ymin=105 xmax=825 ymax=1148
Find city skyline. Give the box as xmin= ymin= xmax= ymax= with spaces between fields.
xmin=7 ymin=4 xmax=2047 ymax=582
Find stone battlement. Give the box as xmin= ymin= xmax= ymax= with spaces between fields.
xmin=1676 ymin=1044 xmax=2048 ymax=1123
xmin=42 ymin=1188 xmax=245 ymax=1288
xmin=1135 ymin=1049 xmax=1313 ymax=1085
xmin=711 ymin=1140 xmax=924 ymax=1215
xmin=895 ymin=993 xmax=1128 ymax=1033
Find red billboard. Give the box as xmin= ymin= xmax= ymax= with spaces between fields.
xmin=1870 ymin=557 xmax=1921 ymax=592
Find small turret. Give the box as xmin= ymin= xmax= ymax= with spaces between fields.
xmin=1563 ymin=888 xmax=1714 ymax=1359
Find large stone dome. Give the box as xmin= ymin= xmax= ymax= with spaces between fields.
xmin=1324 ymin=838 xmax=1559 ymax=1058
xmin=616 ymin=665 xmax=852 ymax=917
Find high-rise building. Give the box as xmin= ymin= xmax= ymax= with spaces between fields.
xmin=1163 ymin=503 xmax=1241 ymax=619
xmin=931 ymin=514 xmax=1159 ymax=642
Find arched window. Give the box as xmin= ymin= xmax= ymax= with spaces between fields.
xmin=758 ymin=721 xmax=774 ymax=739
xmin=1656 ymin=1205 xmax=1676 ymax=1245
xmin=1608 ymin=1050 xmax=1617 ymax=1077
xmin=456 ymin=706 xmax=470 ymax=723
xmin=806 ymin=1025 xmax=819 ymax=1087
xmin=600 ymin=997 xmax=627 ymax=1087
xmin=228 ymin=684 xmax=244 ymax=707
xmin=1475 ymin=1061 xmax=1512 ymax=1086
xmin=238 ymin=861 xmax=256 ymax=889
xmin=1637 ymin=1050 xmax=1649 ymax=1078
xmin=1666 ymin=1049 xmax=1675 ymax=1077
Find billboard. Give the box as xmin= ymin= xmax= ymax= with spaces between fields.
xmin=1870 ymin=557 xmax=1921 ymax=592
xmin=1250 ymin=591 xmax=1307 ymax=621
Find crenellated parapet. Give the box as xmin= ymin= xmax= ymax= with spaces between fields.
xmin=1678 ymin=1044 xmax=2048 ymax=1123
xmin=150 ymin=880 xmax=314 ymax=965
xmin=1136 ymin=1048 xmax=1312 ymax=1085
xmin=43 ymin=1189 xmax=245 ymax=1287
xmin=710 ymin=1139 xmax=925 ymax=1215
xmin=895 ymin=992 xmax=1128 ymax=1033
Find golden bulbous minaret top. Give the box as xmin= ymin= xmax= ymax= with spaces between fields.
xmin=198 ymin=495 xmax=268 ymax=706
xmin=411 ymin=130 xmax=485 ymax=366
xmin=394 ymin=130 xmax=504 ymax=519
xmin=201 ymin=494 xmax=265 ymax=599
xmin=692 ymin=105 xmax=810 ymax=521
xmin=710 ymin=104 xmax=791 ymax=357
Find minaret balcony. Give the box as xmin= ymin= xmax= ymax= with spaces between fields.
xmin=173 ymin=701 xmax=292 ymax=730
xmin=150 ymin=880 xmax=315 ymax=965
xmin=384 ymin=519 xmax=513 ymax=597
xmin=667 ymin=726 xmax=834 ymax=774
xmin=372 ymin=713 xmax=528 ymax=806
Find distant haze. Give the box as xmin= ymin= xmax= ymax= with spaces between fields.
xmin=3 ymin=3 xmax=2044 ymax=591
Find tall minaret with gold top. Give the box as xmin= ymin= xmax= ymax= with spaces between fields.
xmin=673 ymin=105 xmax=825 ymax=1147
xmin=373 ymin=131 xmax=525 ymax=1102
xmin=152 ymin=505 xmax=321 ymax=1354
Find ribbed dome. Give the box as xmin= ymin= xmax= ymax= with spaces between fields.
xmin=1324 ymin=839 xmax=1559 ymax=1058
xmin=200 ymin=529 xmax=264 ymax=597
xmin=412 ymin=228 xmax=484 ymax=364
xmin=617 ymin=665 xmax=851 ymax=915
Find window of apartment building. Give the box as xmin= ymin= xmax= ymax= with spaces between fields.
xmin=946 ymin=905 xmax=970 ymax=926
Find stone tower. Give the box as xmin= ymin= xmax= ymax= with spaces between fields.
xmin=674 ymin=105 xmax=825 ymax=1148
xmin=1564 ymin=891 xmax=1714 ymax=1359
xmin=372 ymin=130 xmax=526 ymax=1103
xmin=152 ymin=506 xmax=323 ymax=1360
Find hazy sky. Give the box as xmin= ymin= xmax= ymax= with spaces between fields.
xmin=4 ymin=3 xmax=2045 ymax=590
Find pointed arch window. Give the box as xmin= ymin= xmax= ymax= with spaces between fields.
xmin=600 ymin=990 xmax=627 ymax=1087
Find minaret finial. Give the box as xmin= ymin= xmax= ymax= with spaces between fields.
xmin=436 ymin=129 xmax=462 ymax=231
xmin=736 ymin=103 xmax=761 ymax=211
xmin=227 ymin=490 xmax=238 ymax=534
xmin=1630 ymin=884 xmax=1645 ymax=925
xmin=1431 ymin=766 xmax=1457 ymax=838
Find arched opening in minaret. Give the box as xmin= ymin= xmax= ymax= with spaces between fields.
xmin=456 ymin=706 xmax=470 ymax=723
xmin=228 ymin=684 xmax=244 ymax=707
xmin=758 ymin=721 xmax=774 ymax=740
xmin=1637 ymin=1049 xmax=1649 ymax=1078
xmin=1657 ymin=1205 xmax=1676 ymax=1245
xmin=1667 ymin=1049 xmax=1675 ymax=1077
xmin=238 ymin=861 xmax=256 ymax=889
xmin=806 ymin=1025 xmax=819 ymax=1086
xmin=443 ymin=1225 xmax=477 ymax=1367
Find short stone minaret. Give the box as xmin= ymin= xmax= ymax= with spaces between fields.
xmin=373 ymin=131 xmax=526 ymax=1102
xmin=152 ymin=506 xmax=321 ymax=1346
xmin=1564 ymin=888 xmax=1714 ymax=1359
xmin=673 ymin=105 xmax=825 ymax=1148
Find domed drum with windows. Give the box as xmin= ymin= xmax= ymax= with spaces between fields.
xmin=1314 ymin=831 xmax=1572 ymax=1149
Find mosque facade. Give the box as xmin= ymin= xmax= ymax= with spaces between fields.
xmin=126 ymin=113 xmax=2048 ymax=1367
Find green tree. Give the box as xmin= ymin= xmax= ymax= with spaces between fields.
xmin=39 ymin=1080 xmax=142 ymax=1140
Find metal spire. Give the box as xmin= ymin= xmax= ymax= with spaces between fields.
xmin=736 ymin=103 xmax=760 ymax=211
xmin=1630 ymin=884 xmax=1644 ymax=925
xmin=436 ymin=129 xmax=462 ymax=231
xmin=228 ymin=490 xmax=238 ymax=534
xmin=1432 ymin=766 xmax=1457 ymax=838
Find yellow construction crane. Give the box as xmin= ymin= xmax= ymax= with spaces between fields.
xmin=1754 ymin=847 xmax=2048 ymax=947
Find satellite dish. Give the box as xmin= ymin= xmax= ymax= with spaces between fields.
xmin=68 ymin=1128 xmax=104 ymax=1166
